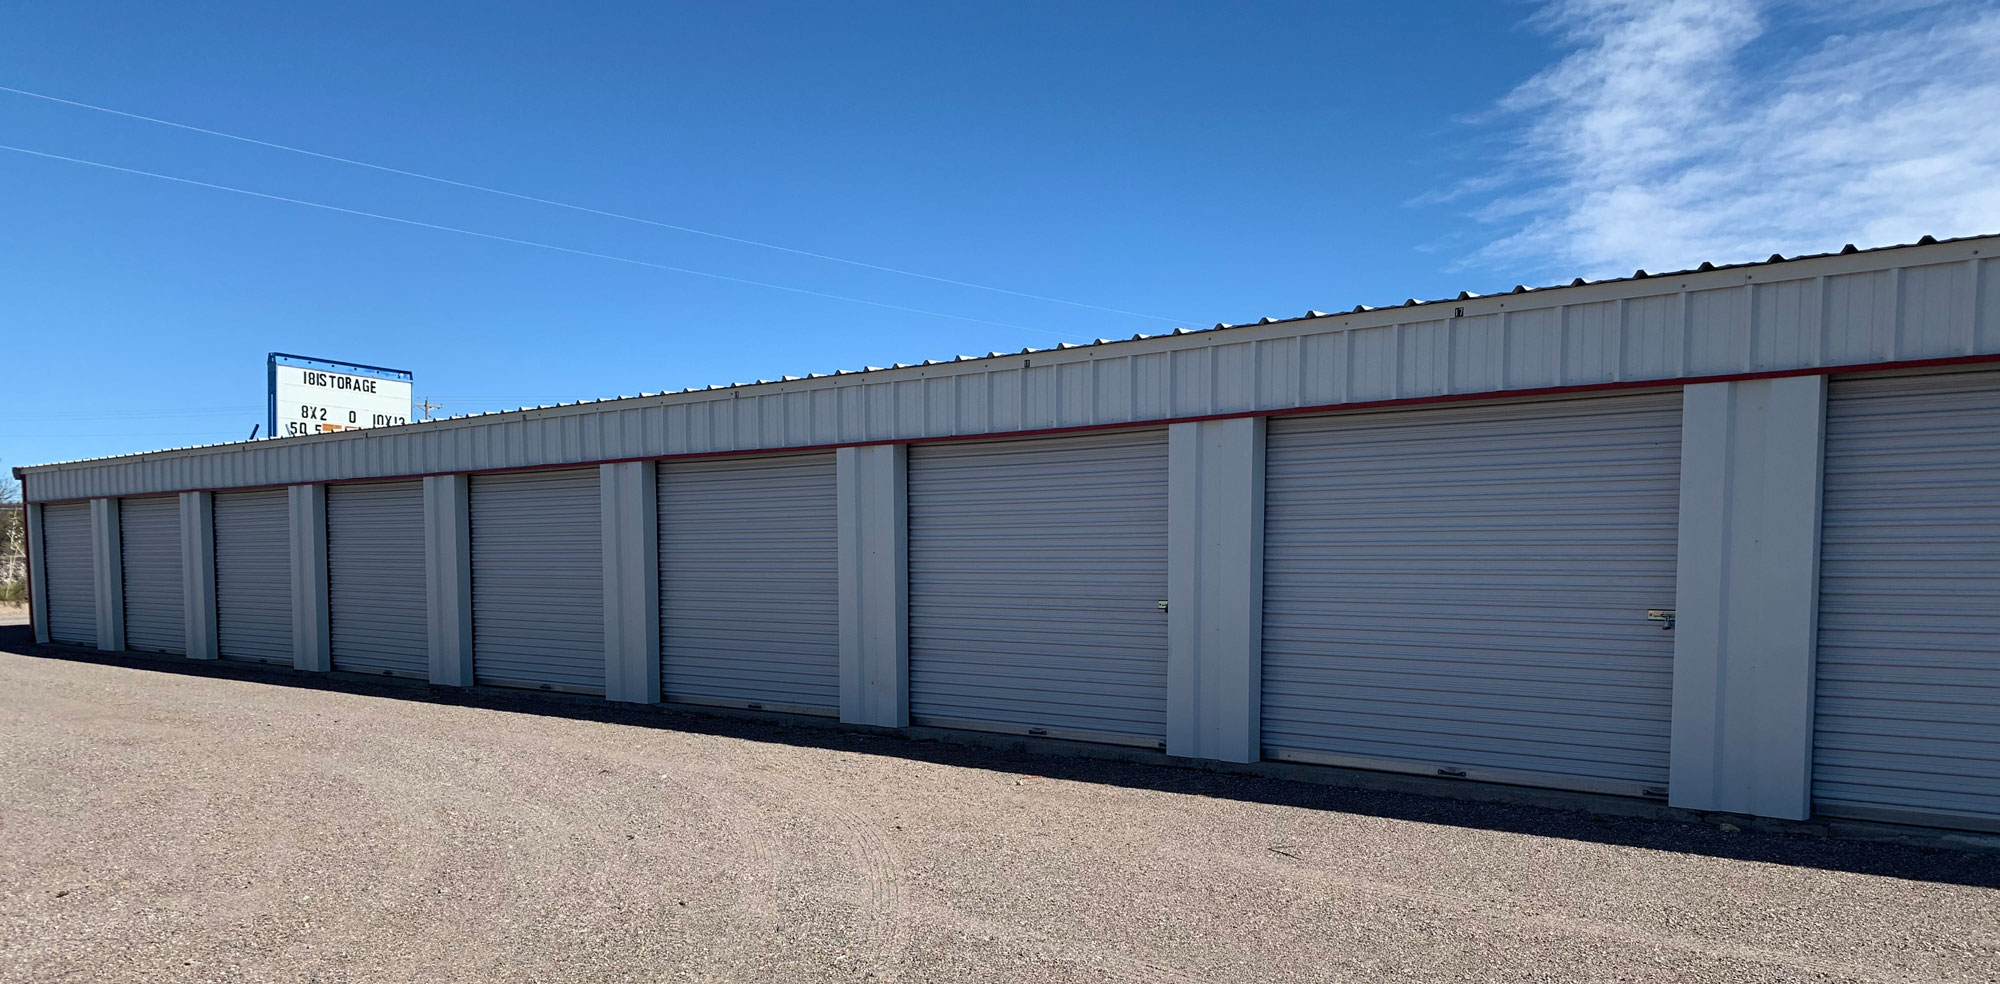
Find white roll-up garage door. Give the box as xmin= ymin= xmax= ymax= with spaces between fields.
xmin=41 ymin=501 xmax=96 ymax=647
xmin=328 ymin=480 xmax=428 ymax=678
xmin=658 ymin=452 xmax=838 ymax=714
xmin=908 ymin=430 xmax=1170 ymax=746
xmin=1815 ymin=370 xmax=2000 ymax=832
xmin=120 ymin=495 xmax=184 ymax=655
xmin=1262 ymin=393 xmax=1682 ymax=796
xmin=471 ymin=468 xmax=603 ymax=693
xmin=214 ymin=489 xmax=293 ymax=664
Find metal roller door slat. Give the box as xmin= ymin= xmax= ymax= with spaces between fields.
xmin=658 ymin=452 xmax=838 ymax=714
xmin=328 ymin=480 xmax=428 ymax=678
xmin=41 ymin=502 xmax=96 ymax=647
xmin=120 ymin=495 xmax=184 ymax=654
xmin=1261 ymin=393 xmax=1682 ymax=795
xmin=471 ymin=469 xmax=603 ymax=693
xmin=1814 ymin=370 xmax=2000 ymax=831
xmin=909 ymin=430 xmax=1170 ymax=746
xmin=214 ymin=489 xmax=292 ymax=664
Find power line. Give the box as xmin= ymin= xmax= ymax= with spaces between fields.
xmin=0 ymin=84 xmax=1187 ymax=325
xmin=29 ymin=407 xmax=257 ymax=420
xmin=0 ymin=143 xmax=1080 ymax=337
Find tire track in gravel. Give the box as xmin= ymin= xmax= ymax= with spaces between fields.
xmin=890 ymin=893 xmax=1221 ymax=984
xmin=4 ymin=670 xmax=789 ymax=982
xmin=192 ymin=717 xmax=777 ymax=983
xmin=276 ymin=715 xmax=796 ymax=982
xmin=562 ymin=723 xmax=921 ymax=979
xmin=467 ymin=723 xmax=792 ymax=957
xmin=745 ymin=770 xmax=914 ymax=981
xmin=1235 ymin=848 xmax=1948 ymax=984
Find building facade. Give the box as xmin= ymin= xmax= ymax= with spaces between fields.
xmin=18 ymin=235 xmax=2000 ymax=833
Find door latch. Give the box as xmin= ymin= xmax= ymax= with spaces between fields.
xmin=1646 ymin=609 xmax=1676 ymax=631
xmin=1157 ymin=600 xmax=1169 ymax=612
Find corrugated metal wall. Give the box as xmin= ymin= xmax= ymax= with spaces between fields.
xmin=470 ymin=468 xmax=604 ymax=693
xmin=23 ymin=243 xmax=1997 ymax=505
xmin=119 ymin=495 xmax=184 ymax=655
xmin=214 ymin=489 xmax=293 ymax=664
xmin=908 ymin=430 xmax=1171 ymax=745
xmin=657 ymin=452 xmax=839 ymax=714
xmin=1261 ymin=393 xmax=1683 ymax=794
xmin=328 ymin=480 xmax=428 ymax=678
xmin=41 ymin=501 xmax=96 ymax=647
xmin=1815 ymin=370 xmax=2000 ymax=831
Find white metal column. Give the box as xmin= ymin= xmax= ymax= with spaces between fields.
xmin=602 ymin=461 xmax=660 ymax=704
xmin=180 ymin=491 xmax=218 ymax=660
xmin=26 ymin=502 xmax=49 ymax=645
xmin=1167 ymin=417 xmax=1265 ymax=763
xmin=90 ymin=497 xmax=125 ymax=652
xmin=1669 ymin=376 xmax=1825 ymax=820
xmin=424 ymin=474 xmax=474 ymax=686
xmin=289 ymin=484 xmax=330 ymax=673
xmin=838 ymin=444 xmax=908 ymax=728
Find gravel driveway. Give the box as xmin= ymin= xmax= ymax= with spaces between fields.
xmin=2 ymin=635 xmax=1995 ymax=984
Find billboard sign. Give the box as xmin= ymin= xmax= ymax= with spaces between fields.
xmin=267 ymin=353 xmax=414 ymax=438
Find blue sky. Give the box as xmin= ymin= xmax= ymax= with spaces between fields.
xmin=6 ymin=1 xmax=1998 ymax=469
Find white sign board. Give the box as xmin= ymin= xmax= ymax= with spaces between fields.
xmin=268 ymin=354 xmax=413 ymax=438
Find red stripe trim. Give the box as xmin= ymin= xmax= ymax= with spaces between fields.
xmin=27 ymin=353 xmax=2000 ymax=504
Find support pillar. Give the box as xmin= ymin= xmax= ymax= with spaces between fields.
xmin=180 ymin=491 xmax=217 ymax=659
xmin=1670 ymin=376 xmax=1826 ymax=820
xmin=601 ymin=461 xmax=661 ymax=703
xmin=1166 ymin=418 xmax=1266 ymax=763
xmin=288 ymin=484 xmax=330 ymax=672
xmin=90 ymin=497 xmax=125 ymax=652
xmin=837 ymin=444 xmax=908 ymax=727
xmin=424 ymin=474 xmax=475 ymax=686
xmin=26 ymin=502 xmax=48 ymax=645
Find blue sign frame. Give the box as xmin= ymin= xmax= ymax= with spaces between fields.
xmin=267 ymin=353 xmax=415 ymax=439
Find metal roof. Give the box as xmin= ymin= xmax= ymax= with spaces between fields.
xmin=15 ymin=232 xmax=1992 ymax=474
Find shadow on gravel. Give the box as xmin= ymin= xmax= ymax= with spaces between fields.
xmin=8 ymin=625 xmax=1997 ymax=891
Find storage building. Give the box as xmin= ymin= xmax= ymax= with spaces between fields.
xmin=17 ymin=235 xmax=2000 ymax=834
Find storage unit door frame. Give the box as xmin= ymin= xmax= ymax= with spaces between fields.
xmin=213 ymin=489 xmax=294 ymax=664
xmin=1260 ymin=392 xmax=1683 ymax=797
xmin=328 ymin=480 xmax=429 ymax=678
xmin=119 ymin=495 xmax=184 ymax=654
xmin=658 ymin=451 xmax=839 ymax=715
xmin=470 ymin=468 xmax=605 ymax=694
xmin=1814 ymin=369 xmax=2000 ymax=832
xmin=41 ymin=501 xmax=96 ymax=647
xmin=907 ymin=429 xmax=1171 ymax=747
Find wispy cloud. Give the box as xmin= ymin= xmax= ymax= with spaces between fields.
xmin=1449 ymin=0 xmax=2000 ymax=280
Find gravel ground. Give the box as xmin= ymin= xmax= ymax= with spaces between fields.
xmin=2 ymin=634 xmax=1996 ymax=984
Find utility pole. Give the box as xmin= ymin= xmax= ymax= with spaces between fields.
xmin=416 ymin=397 xmax=445 ymax=422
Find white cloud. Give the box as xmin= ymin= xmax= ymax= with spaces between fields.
xmin=1455 ymin=0 xmax=2000 ymax=280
